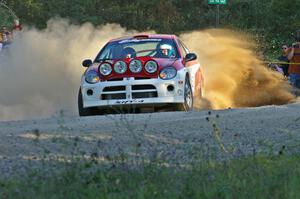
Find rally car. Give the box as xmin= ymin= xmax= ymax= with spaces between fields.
xmin=78 ymin=34 xmax=203 ymax=116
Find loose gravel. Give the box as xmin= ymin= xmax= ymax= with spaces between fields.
xmin=0 ymin=101 xmax=300 ymax=179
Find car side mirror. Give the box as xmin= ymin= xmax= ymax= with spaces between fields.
xmin=82 ymin=59 xmax=93 ymax=67
xmin=185 ymin=53 xmax=197 ymax=62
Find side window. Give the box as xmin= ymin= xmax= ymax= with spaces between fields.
xmin=178 ymin=40 xmax=189 ymax=58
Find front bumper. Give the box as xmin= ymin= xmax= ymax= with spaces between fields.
xmin=81 ymin=69 xmax=187 ymax=108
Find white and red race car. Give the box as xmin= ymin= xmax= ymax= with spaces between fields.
xmin=78 ymin=34 xmax=203 ymax=116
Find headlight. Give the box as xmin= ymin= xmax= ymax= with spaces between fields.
xmin=145 ymin=60 xmax=158 ymax=74
xmin=159 ymin=67 xmax=177 ymax=80
xmin=129 ymin=60 xmax=142 ymax=73
xmin=114 ymin=61 xmax=127 ymax=74
xmin=99 ymin=63 xmax=112 ymax=76
xmin=85 ymin=70 xmax=100 ymax=84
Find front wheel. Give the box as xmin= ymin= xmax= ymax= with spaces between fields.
xmin=176 ymin=76 xmax=193 ymax=111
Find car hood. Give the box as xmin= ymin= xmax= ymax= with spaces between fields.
xmin=151 ymin=58 xmax=178 ymax=69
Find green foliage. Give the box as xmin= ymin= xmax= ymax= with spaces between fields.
xmin=0 ymin=4 xmax=15 ymax=28
xmin=0 ymin=9 xmax=9 ymax=27
xmin=2 ymin=155 xmax=300 ymax=198
xmin=1 ymin=0 xmax=300 ymax=55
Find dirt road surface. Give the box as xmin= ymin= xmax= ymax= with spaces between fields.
xmin=0 ymin=101 xmax=300 ymax=178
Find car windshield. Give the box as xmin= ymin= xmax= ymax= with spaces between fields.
xmin=95 ymin=38 xmax=179 ymax=61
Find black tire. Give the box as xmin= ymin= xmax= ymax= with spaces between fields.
xmin=177 ymin=76 xmax=194 ymax=111
xmin=78 ymin=88 xmax=97 ymax=116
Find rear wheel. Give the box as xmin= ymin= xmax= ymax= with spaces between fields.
xmin=78 ymin=88 xmax=97 ymax=116
xmin=177 ymin=76 xmax=193 ymax=111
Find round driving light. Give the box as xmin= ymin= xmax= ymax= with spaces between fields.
xmin=114 ymin=61 xmax=127 ymax=74
xmin=129 ymin=60 xmax=142 ymax=73
xmin=99 ymin=63 xmax=112 ymax=76
xmin=145 ymin=60 xmax=158 ymax=74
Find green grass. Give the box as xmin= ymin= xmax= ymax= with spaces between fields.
xmin=1 ymin=154 xmax=300 ymax=199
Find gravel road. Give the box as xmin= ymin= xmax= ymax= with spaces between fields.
xmin=0 ymin=101 xmax=300 ymax=178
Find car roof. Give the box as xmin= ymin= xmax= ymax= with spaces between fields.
xmin=109 ymin=34 xmax=177 ymax=43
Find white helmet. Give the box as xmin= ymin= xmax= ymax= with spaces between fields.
xmin=159 ymin=43 xmax=174 ymax=57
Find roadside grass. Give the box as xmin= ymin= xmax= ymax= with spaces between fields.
xmin=1 ymin=154 xmax=300 ymax=199
xmin=1 ymin=111 xmax=300 ymax=199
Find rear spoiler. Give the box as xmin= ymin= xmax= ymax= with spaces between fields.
xmin=133 ymin=35 xmax=149 ymax=39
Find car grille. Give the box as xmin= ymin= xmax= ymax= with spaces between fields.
xmin=103 ymin=86 xmax=126 ymax=92
xmin=132 ymin=85 xmax=157 ymax=99
xmin=132 ymin=92 xmax=157 ymax=99
xmin=101 ymin=84 xmax=158 ymax=100
xmin=132 ymin=85 xmax=155 ymax=90
xmin=102 ymin=93 xmax=126 ymax=100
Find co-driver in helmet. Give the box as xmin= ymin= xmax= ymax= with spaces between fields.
xmin=155 ymin=42 xmax=175 ymax=58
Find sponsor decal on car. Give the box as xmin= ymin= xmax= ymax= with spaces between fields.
xmin=115 ymin=99 xmax=145 ymax=104
xmin=119 ymin=39 xmax=162 ymax=44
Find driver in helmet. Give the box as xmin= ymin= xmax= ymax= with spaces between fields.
xmin=123 ymin=47 xmax=136 ymax=58
xmin=155 ymin=42 xmax=175 ymax=58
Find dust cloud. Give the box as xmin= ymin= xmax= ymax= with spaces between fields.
xmin=0 ymin=22 xmax=296 ymax=121
xmin=0 ymin=19 xmax=135 ymax=121
xmin=181 ymin=29 xmax=295 ymax=109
